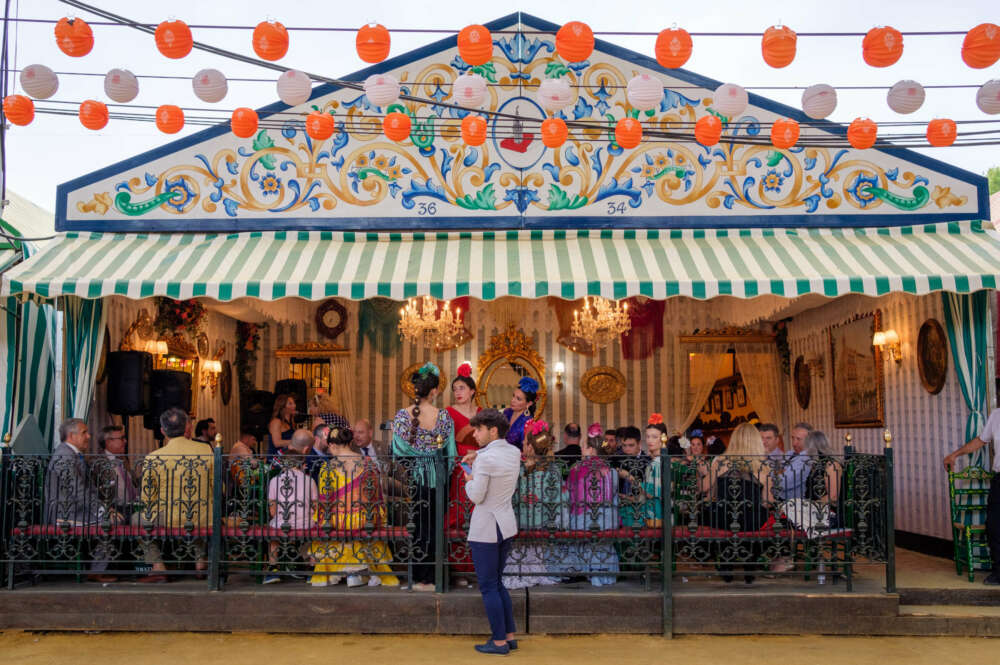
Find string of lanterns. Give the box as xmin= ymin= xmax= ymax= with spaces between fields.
xmin=2 ymin=14 xmax=998 ymax=154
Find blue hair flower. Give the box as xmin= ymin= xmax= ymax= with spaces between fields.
xmin=417 ymin=362 xmax=440 ymax=377
xmin=518 ymin=376 xmax=540 ymax=395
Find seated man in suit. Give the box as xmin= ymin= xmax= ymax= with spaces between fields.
xmin=45 ymin=418 xmax=122 ymax=582
xmin=134 ymin=408 xmax=215 ymax=583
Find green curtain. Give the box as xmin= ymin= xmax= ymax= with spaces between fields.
xmin=0 ymin=296 xmax=18 ymax=436
xmin=12 ymin=298 xmax=58 ymax=448
xmin=357 ymin=297 xmax=403 ymax=357
xmin=942 ymin=292 xmax=991 ymax=467
xmin=63 ymin=296 xmax=107 ymax=421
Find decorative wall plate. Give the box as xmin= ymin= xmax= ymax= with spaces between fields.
xmin=196 ymin=332 xmax=209 ymax=357
xmin=793 ymin=355 xmax=811 ymax=410
xmin=917 ymin=318 xmax=948 ymax=395
xmin=316 ymin=299 xmax=348 ymax=340
xmin=400 ymin=362 xmax=446 ymax=401
xmin=580 ymin=366 xmax=626 ymax=404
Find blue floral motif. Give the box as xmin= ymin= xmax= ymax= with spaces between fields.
xmin=593 ymin=81 xmax=612 ymax=116
xmin=594 ymin=177 xmax=642 ymax=208
xmin=848 ymin=172 xmax=880 ymax=208
xmin=542 ymin=163 xmax=561 ymax=181
xmin=401 ymin=179 xmax=449 ymax=209
xmin=223 ymin=198 xmax=240 ymax=217
xmin=660 ymin=89 xmax=701 ymax=112
xmin=449 ymin=55 xmax=471 ymax=72
xmin=590 ymin=148 xmax=604 ymax=178
xmin=885 ymin=168 xmax=899 ymax=182
xmin=194 ymin=154 xmax=225 ymax=203
xmin=144 ymin=173 xmax=158 ymax=187
xmin=494 ymin=33 xmax=553 ymax=64
xmin=258 ymin=172 xmax=282 ymax=197
xmin=163 ymin=177 xmax=195 ymax=212
xmin=572 ymin=96 xmax=594 ymax=120
xmin=503 ymin=187 xmax=540 ymax=213
xmin=803 ymin=194 xmax=821 ymax=213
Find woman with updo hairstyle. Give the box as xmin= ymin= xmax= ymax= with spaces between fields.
xmin=503 ymin=376 xmax=538 ymax=450
xmin=446 ymin=362 xmax=481 ymax=582
xmin=311 ymin=425 xmax=399 ymax=588
xmin=390 ymin=362 xmax=456 ymax=590
xmin=502 ymin=419 xmax=566 ymax=590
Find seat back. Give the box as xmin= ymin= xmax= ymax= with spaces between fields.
xmin=948 ymin=465 xmax=993 ymax=521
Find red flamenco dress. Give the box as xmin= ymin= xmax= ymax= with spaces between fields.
xmin=445 ymin=405 xmax=480 ymax=573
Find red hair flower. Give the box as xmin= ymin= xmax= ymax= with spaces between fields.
xmin=457 ymin=362 xmax=472 ymax=378
xmin=648 ymin=413 xmax=664 ymax=425
xmin=587 ymin=422 xmax=603 ymax=439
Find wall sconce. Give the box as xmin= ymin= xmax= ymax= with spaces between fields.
xmin=201 ymin=359 xmax=222 ymax=396
xmin=805 ymin=351 xmax=825 ymax=378
xmin=554 ymin=361 xmax=565 ymax=389
xmin=872 ymin=329 xmax=902 ymax=365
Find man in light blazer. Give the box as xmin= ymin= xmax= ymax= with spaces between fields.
xmin=463 ymin=408 xmax=522 ymax=656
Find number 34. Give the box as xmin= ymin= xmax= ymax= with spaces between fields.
xmin=606 ymin=202 xmax=627 ymax=215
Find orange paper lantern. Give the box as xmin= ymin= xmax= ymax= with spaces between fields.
xmin=556 ymin=21 xmax=594 ymax=63
xmin=155 ymin=20 xmax=193 ymax=59
xmin=231 ymin=108 xmax=259 ymax=138
xmin=694 ymin=115 xmax=722 ymax=146
xmin=614 ymin=117 xmax=642 ymax=149
xmin=2 ymin=95 xmax=35 ymax=126
xmin=926 ymin=118 xmax=957 ymax=147
xmin=655 ymin=28 xmax=692 ymax=69
xmin=847 ymin=118 xmax=878 ymax=149
xmin=762 ymin=25 xmax=796 ymax=68
xmin=155 ymin=105 xmax=184 ymax=134
xmin=770 ymin=118 xmax=800 ymax=149
xmin=357 ymin=23 xmax=391 ymax=63
xmin=383 ymin=112 xmax=412 ymax=142
xmin=458 ymin=25 xmax=492 ymax=66
xmin=541 ymin=117 xmax=568 ymax=148
xmin=962 ymin=23 xmax=1000 ymax=69
xmin=862 ymin=26 xmax=903 ymax=67
xmin=253 ymin=21 xmax=288 ymax=61
xmin=305 ymin=112 xmax=335 ymax=141
xmin=461 ymin=115 xmax=488 ymax=146
xmin=79 ymin=100 xmax=108 ymax=131
xmin=54 ymin=17 xmax=94 ymax=57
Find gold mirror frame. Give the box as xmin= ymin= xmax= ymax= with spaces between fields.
xmin=474 ymin=327 xmax=546 ymax=416
xmin=400 ymin=362 xmax=447 ymax=401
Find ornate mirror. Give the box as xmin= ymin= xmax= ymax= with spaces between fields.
xmin=475 ymin=327 xmax=546 ymax=416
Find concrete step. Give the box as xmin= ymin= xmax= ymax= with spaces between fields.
xmin=898 ymin=586 xmax=1000 ymax=606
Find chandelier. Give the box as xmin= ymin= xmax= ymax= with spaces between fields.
xmin=570 ymin=296 xmax=631 ymax=349
xmin=398 ymin=295 xmax=465 ymax=350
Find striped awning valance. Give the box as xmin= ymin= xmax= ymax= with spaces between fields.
xmin=3 ymin=221 xmax=998 ymax=302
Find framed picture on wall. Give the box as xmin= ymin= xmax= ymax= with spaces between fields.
xmin=829 ymin=310 xmax=885 ymax=428
xmin=736 ymin=385 xmax=747 ymax=407
xmin=711 ymin=391 xmax=722 ymax=414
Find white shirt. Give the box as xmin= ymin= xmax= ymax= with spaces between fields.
xmin=978 ymin=408 xmax=1000 ymax=472
xmin=465 ymin=439 xmax=521 ymax=543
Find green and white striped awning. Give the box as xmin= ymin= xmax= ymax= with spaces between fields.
xmin=3 ymin=221 xmax=999 ymax=302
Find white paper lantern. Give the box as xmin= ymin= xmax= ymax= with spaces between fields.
xmin=536 ymin=77 xmax=573 ymax=112
xmin=976 ymin=80 xmax=1000 ymax=115
xmin=103 ymin=68 xmax=139 ymax=103
xmin=19 ymin=64 xmax=59 ymax=100
xmin=887 ymin=80 xmax=924 ymax=114
xmin=801 ymin=84 xmax=837 ymax=120
xmin=626 ymin=74 xmax=663 ymax=112
xmin=363 ymin=73 xmax=400 ymax=107
xmin=452 ymin=73 xmax=488 ymax=109
xmin=192 ymin=68 xmax=228 ymax=103
xmin=713 ymin=83 xmax=748 ymax=118
xmin=276 ymin=70 xmax=312 ymax=106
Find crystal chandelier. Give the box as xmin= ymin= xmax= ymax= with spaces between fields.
xmin=398 ymin=295 xmax=465 ymax=350
xmin=570 ymin=296 xmax=631 ymax=349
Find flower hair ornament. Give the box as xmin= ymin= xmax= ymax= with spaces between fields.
xmin=648 ymin=413 xmax=664 ymax=426
xmin=518 ymin=376 xmax=540 ymax=395
xmin=417 ymin=362 xmax=440 ymax=378
xmin=456 ymin=362 xmax=472 ymax=378
xmin=678 ymin=436 xmax=691 ymax=450
xmin=587 ymin=422 xmax=603 ymax=439
xmin=527 ymin=419 xmax=550 ymax=436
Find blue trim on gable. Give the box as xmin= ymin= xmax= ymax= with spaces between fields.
xmin=56 ymin=10 xmax=989 ymax=232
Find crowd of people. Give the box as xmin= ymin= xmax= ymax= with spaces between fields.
xmin=37 ymin=361 xmax=850 ymax=589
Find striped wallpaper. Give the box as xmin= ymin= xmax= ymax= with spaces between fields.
xmin=785 ymin=292 xmax=972 ymax=540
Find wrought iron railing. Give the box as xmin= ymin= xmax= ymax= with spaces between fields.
xmin=0 ymin=445 xmax=895 ymax=635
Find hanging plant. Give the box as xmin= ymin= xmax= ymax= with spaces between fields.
xmin=153 ymin=297 xmax=206 ymax=336
xmin=235 ymin=320 xmax=265 ymax=397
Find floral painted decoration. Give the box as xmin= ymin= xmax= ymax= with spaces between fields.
xmin=648 ymin=413 xmax=664 ymax=425
xmin=587 ymin=422 xmax=603 ymax=439
xmin=518 ymin=376 xmax=540 ymax=395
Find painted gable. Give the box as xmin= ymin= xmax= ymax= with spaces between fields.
xmin=58 ymin=13 xmax=988 ymax=232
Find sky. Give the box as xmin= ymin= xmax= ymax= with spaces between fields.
xmin=3 ymin=0 xmax=998 ymax=215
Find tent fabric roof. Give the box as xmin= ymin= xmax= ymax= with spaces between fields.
xmin=3 ymin=221 xmax=998 ymax=303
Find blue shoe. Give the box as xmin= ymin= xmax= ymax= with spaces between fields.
xmin=508 ymin=640 xmax=518 ymax=650
xmin=262 ymin=574 xmax=282 ymax=585
xmin=474 ymin=641 xmax=510 ymax=655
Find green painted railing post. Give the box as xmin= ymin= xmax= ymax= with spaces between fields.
xmin=884 ymin=434 xmax=896 ymax=594
xmin=209 ymin=445 xmax=224 ymax=591
xmin=434 ymin=448 xmax=446 ymax=593
xmin=661 ymin=453 xmax=672 ymax=638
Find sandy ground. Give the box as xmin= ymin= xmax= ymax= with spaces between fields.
xmin=0 ymin=632 xmax=997 ymax=665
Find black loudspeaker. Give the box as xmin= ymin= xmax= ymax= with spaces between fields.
xmin=144 ymin=370 xmax=193 ymax=431
xmin=273 ymin=379 xmax=307 ymax=421
xmin=106 ymin=351 xmax=152 ymax=415
xmin=241 ymin=389 xmax=274 ymax=441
